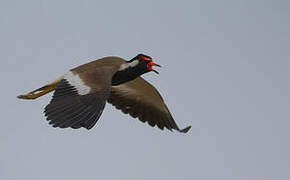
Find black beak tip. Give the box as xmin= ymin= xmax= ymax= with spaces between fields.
xmin=153 ymin=70 xmax=159 ymax=74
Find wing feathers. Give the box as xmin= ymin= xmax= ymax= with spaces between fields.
xmin=108 ymin=77 xmax=191 ymax=133
xmin=44 ymin=78 xmax=107 ymax=129
xmin=82 ymin=100 xmax=106 ymax=129
xmin=41 ymin=58 xmax=191 ymax=132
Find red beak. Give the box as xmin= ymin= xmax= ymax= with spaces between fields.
xmin=147 ymin=61 xmax=161 ymax=74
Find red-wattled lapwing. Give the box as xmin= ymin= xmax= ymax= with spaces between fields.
xmin=18 ymin=54 xmax=191 ymax=133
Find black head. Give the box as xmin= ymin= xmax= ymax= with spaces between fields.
xmin=129 ymin=54 xmax=161 ymax=74
xmin=111 ymin=54 xmax=161 ymax=86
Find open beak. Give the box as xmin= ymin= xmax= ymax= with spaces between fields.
xmin=147 ymin=62 xmax=162 ymax=74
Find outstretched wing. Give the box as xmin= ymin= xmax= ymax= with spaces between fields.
xmin=45 ymin=63 xmax=121 ymax=129
xmin=108 ymin=77 xmax=191 ymax=133
xmin=44 ymin=78 xmax=109 ymax=129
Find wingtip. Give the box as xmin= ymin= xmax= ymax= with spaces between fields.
xmin=179 ymin=126 xmax=191 ymax=133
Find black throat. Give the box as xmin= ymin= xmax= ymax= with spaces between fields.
xmin=111 ymin=64 xmax=147 ymax=86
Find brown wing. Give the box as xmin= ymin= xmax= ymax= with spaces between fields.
xmin=45 ymin=57 xmax=125 ymax=130
xmin=107 ymin=77 xmax=191 ymax=133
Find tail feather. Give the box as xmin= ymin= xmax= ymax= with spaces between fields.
xmin=17 ymin=76 xmax=63 ymax=100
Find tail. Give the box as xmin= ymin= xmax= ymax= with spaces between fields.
xmin=17 ymin=76 xmax=63 ymax=100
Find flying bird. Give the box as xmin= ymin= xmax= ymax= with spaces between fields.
xmin=18 ymin=54 xmax=191 ymax=133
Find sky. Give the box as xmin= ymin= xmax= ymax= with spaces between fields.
xmin=0 ymin=0 xmax=289 ymax=179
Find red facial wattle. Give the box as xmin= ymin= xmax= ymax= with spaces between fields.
xmin=142 ymin=56 xmax=152 ymax=61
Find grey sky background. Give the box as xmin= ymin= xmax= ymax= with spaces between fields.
xmin=0 ymin=0 xmax=289 ymax=179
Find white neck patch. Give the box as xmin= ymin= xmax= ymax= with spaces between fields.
xmin=119 ymin=60 xmax=139 ymax=71
xmin=64 ymin=71 xmax=91 ymax=95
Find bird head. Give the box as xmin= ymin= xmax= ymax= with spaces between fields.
xmin=112 ymin=54 xmax=162 ymax=86
xmin=130 ymin=54 xmax=161 ymax=74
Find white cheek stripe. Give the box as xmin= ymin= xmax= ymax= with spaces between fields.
xmin=119 ymin=60 xmax=139 ymax=70
xmin=64 ymin=71 xmax=91 ymax=95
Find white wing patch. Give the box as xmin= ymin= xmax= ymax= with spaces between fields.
xmin=64 ymin=71 xmax=91 ymax=95
xmin=119 ymin=60 xmax=139 ymax=70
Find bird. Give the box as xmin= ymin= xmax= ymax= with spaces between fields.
xmin=18 ymin=54 xmax=191 ymax=133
